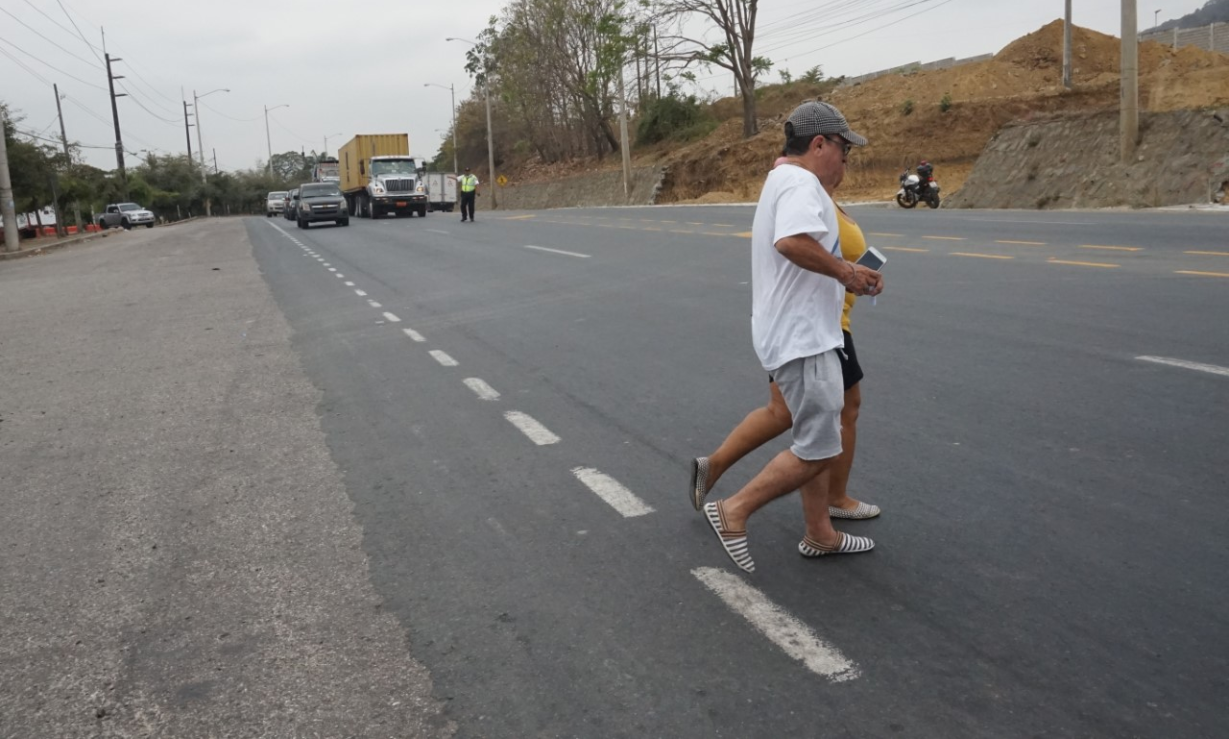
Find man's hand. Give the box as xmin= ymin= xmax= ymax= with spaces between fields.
xmin=843 ymin=264 xmax=883 ymax=297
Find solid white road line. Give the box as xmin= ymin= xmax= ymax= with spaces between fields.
xmin=383 ymin=312 xmax=401 ymax=323
xmin=402 ymin=328 xmax=426 ymax=342
xmin=367 ymin=300 xmax=383 ymax=308
xmin=691 ymin=567 xmax=860 ymax=682
xmin=524 ymin=244 xmax=592 ymax=259
xmin=504 ymin=411 xmax=560 ymax=445
xmin=463 ymin=377 xmax=501 ymax=401
xmin=1136 ymin=356 xmax=1229 ymax=378
xmin=355 ymin=289 xmax=367 ymax=296
xmin=570 ymin=467 xmax=654 ymax=518
xmin=429 ymin=350 xmax=458 ymax=367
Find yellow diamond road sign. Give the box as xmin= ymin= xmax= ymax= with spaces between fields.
xmin=496 ymin=175 xmax=508 ymax=187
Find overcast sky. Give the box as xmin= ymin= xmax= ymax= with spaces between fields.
xmin=1 ymin=0 xmax=1208 ymax=174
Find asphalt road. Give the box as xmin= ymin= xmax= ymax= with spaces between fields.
xmin=242 ymin=204 xmax=1228 ymax=738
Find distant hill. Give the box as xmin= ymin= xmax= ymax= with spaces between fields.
xmin=1153 ymin=0 xmax=1229 ymax=32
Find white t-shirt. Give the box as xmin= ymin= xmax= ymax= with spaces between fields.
xmin=750 ymin=164 xmax=845 ymax=372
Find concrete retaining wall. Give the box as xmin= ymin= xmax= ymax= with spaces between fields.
xmin=841 ymin=54 xmax=993 ymax=87
xmin=1141 ymin=21 xmax=1229 ymax=55
xmin=946 ymin=108 xmax=1229 ymax=209
xmin=492 ymin=166 xmax=667 ymax=211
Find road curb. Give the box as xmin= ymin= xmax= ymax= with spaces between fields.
xmin=0 ymin=216 xmax=211 ymax=262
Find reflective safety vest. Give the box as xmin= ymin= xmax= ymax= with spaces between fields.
xmin=460 ymin=175 xmax=478 ymax=193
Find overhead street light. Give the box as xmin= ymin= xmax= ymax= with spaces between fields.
xmin=424 ymin=82 xmax=458 ymax=173
xmin=445 ymin=37 xmax=496 ymax=207
xmin=323 ymin=132 xmax=343 ymax=157
xmin=193 ymin=89 xmax=230 ymax=178
xmin=264 ymin=104 xmax=290 ymax=175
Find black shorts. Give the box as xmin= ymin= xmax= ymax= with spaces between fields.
xmin=770 ymin=330 xmax=863 ymax=391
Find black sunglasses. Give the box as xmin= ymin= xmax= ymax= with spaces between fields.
xmin=823 ymin=135 xmax=853 ymax=155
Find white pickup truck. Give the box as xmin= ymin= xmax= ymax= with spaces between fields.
xmin=97 ymin=202 xmax=155 ymax=229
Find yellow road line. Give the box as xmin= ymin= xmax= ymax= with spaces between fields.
xmin=643 ymin=227 xmax=663 ymax=231
xmin=1048 ymin=258 xmax=1120 ymax=269
xmin=868 ymin=232 xmax=903 ymax=237
xmin=712 ymin=223 xmax=736 ymax=227
xmin=660 ymin=220 xmax=678 ymax=224
xmin=883 ymin=246 xmax=929 ymax=253
xmin=1175 ymin=270 xmax=1229 ymax=278
xmin=733 ymin=231 xmax=753 ymax=238
xmin=996 ymin=240 xmax=1047 ymax=245
xmin=669 ymin=229 xmax=695 ymax=234
xmin=701 ymin=232 xmax=730 ymax=237
xmin=686 ymin=222 xmax=705 ymax=225
xmin=1185 ymin=250 xmax=1229 ymax=256
xmin=1080 ymin=244 xmax=1142 ymax=252
xmin=505 ymin=214 xmax=536 ymax=220
xmin=923 ymin=235 xmax=966 ymax=241
xmin=951 ymin=252 xmax=1013 ymax=260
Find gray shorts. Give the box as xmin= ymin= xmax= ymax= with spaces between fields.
xmin=771 ymin=350 xmax=844 ymax=461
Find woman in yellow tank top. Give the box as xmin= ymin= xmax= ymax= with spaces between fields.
xmin=689 ymin=157 xmax=880 ymax=521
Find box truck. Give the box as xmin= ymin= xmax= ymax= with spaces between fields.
xmin=425 ymin=172 xmax=458 ymax=213
xmin=338 ymin=134 xmax=429 ymax=218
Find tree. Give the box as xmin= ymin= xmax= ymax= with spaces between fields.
xmin=656 ymin=0 xmax=766 ymax=138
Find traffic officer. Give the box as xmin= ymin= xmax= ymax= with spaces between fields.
xmin=459 ymin=167 xmax=480 ymax=222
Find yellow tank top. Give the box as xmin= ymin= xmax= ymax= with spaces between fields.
xmin=837 ymin=205 xmax=866 ymax=333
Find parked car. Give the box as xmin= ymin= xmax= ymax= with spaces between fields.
xmin=266 ymin=191 xmax=288 ymax=217
xmin=97 ymin=202 xmax=155 ymax=229
xmin=295 ymin=182 xmax=349 ymax=228
xmin=283 ymin=189 xmax=299 ymax=221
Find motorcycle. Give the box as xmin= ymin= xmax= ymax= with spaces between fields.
xmin=896 ymin=168 xmax=941 ymax=209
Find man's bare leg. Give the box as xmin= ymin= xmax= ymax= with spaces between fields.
xmin=704 ymin=382 xmax=791 ymax=491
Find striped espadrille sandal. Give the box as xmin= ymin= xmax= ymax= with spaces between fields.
xmin=798 ymin=532 xmax=875 ymax=557
xmin=828 ymin=501 xmax=881 ymax=520
xmin=703 ymin=501 xmax=754 ymax=573
xmin=689 ymin=457 xmax=711 ymax=511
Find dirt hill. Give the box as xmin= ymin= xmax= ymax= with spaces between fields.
xmin=653 ymin=20 xmax=1229 ymax=204
xmin=504 ymin=20 xmax=1229 ymax=206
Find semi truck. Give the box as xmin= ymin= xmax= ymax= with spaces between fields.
xmin=338 ymin=134 xmax=429 ymax=219
xmin=312 ymin=157 xmax=340 ymax=183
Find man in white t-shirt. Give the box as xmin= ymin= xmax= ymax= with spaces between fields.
xmin=701 ymin=101 xmax=883 ymax=573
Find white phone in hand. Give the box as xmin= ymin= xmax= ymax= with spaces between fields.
xmin=855 ymin=246 xmax=887 ymax=272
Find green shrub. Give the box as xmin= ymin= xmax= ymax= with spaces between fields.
xmin=636 ymin=95 xmax=715 ymax=145
xmin=901 ymin=99 xmax=914 ymax=116
xmin=939 ymin=93 xmax=952 ymax=113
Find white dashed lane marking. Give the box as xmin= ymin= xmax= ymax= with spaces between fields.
xmin=355 ymin=290 xmax=367 ymax=296
xmin=504 ymin=411 xmax=560 ymax=445
xmin=571 ymin=467 xmax=654 ymax=518
xmin=524 ymin=244 xmax=591 ymax=259
xmin=691 ymin=567 xmax=860 ymax=682
xmin=402 ymin=328 xmax=426 ymax=342
xmin=383 ymin=312 xmax=402 ymax=323
xmin=367 ymin=300 xmax=383 ymax=308
xmin=463 ymin=377 xmax=500 ymax=400
xmin=1136 ymin=356 xmax=1229 ymax=377
xmin=345 ymin=282 xmax=355 ymax=286
xmin=328 ymin=268 xmax=337 ymax=272
xmin=429 ymin=350 xmax=458 ymax=367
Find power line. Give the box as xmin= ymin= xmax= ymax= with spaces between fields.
xmin=0 ymin=6 xmax=102 ymax=69
xmin=0 ymin=36 xmax=108 ymax=90
xmin=55 ymin=0 xmax=103 ymax=65
xmin=199 ymin=100 xmax=262 ymax=123
xmin=270 ymin=114 xmax=313 ymax=146
xmin=15 ymin=126 xmax=112 ymax=150
xmin=115 ymin=80 xmax=180 ymax=125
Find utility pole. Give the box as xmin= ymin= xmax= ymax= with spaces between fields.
xmin=1063 ymin=0 xmax=1073 ymax=89
xmin=1121 ymin=0 xmax=1139 ymax=163
xmin=183 ymin=100 xmax=194 ymax=161
xmin=213 ymin=148 xmax=218 ymax=175
xmin=483 ymin=77 xmax=497 ymax=209
xmin=617 ymin=67 xmax=632 ymax=198
xmin=653 ymin=26 xmax=662 ymax=99
xmin=1 ymin=114 xmax=20 ymax=251
xmin=105 ymin=53 xmax=128 ymax=197
xmin=55 ymin=83 xmax=83 ymax=233
xmin=193 ymin=91 xmax=207 ymax=175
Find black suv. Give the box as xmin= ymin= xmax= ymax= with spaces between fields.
xmin=296 ymin=183 xmax=349 ymax=228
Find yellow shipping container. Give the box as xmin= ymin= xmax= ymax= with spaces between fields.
xmin=339 ymin=134 xmax=410 ymax=194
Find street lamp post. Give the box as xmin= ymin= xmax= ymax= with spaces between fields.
xmin=264 ymin=104 xmax=290 ymax=176
xmin=446 ymin=38 xmax=496 ymax=208
xmin=194 ymin=88 xmax=229 ymax=217
xmin=323 ymin=132 xmax=343 ymax=157
xmin=424 ymin=82 xmax=458 ymax=173
xmin=1154 ymin=9 xmax=1161 ymax=28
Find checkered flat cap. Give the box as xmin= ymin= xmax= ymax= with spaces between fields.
xmin=785 ymin=101 xmax=867 ymax=147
